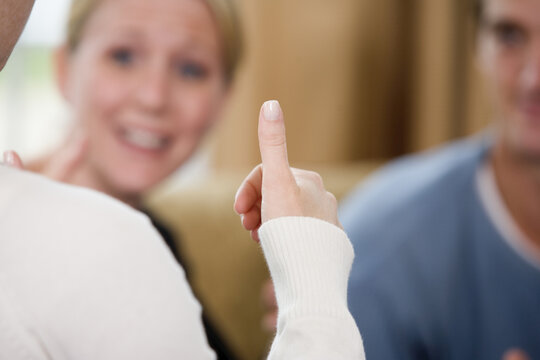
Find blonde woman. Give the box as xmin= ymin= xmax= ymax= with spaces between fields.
xmin=29 ymin=0 xmax=242 ymax=357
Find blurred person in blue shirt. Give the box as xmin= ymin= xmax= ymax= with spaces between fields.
xmin=341 ymin=0 xmax=540 ymax=359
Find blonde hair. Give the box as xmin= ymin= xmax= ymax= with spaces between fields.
xmin=66 ymin=0 xmax=243 ymax=82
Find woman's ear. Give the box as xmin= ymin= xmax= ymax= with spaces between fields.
xmin=53 ymin=45 xmax=71 ymax=102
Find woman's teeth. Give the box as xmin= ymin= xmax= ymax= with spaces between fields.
xmin=122 ymin=128 xmax=167 ymax=150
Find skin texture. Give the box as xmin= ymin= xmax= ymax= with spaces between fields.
xmin=0 ymin=0 xmax=35 ymax=69
xmin=480 ymin=0 xmax=540 ymax=253
xmin=37 ymin=0 xmax=227 ymax=207
xmin=234 ymin=101 xmax=340 ymax=240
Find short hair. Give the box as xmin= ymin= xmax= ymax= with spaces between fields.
xmin=66 ymin=0 xmax=243 ymax=83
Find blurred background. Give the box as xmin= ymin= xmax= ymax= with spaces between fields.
xmin=0 ymin=0 xmax=490 ymax=174
xmin=0 ymin=0 xmax=491 ymax=359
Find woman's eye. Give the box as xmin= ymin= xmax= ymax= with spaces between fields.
xmin=178 ymin=63 xmax=207 ymax=79
xmin=493 ymin=22 xmax=526 ymax=47
xmin=111 ymin=49 xmax=134 ymax=66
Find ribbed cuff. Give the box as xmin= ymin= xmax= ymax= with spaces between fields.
xmin=259 ymin=217 xmax=354 ymax=323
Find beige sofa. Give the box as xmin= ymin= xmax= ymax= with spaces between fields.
xmin=146 ymin=162 xmax=381 ymax=360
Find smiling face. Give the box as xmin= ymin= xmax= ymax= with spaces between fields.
xmin=479 ymin=0 xmax=540 ymax=160
xmin=59 ymin=0 xmax=227 ymax=197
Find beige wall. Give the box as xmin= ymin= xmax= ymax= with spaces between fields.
xmin=410 ymin=0 xmax=490 ymax=151
xmin=211 ymin=0 xmax=490 ymax=171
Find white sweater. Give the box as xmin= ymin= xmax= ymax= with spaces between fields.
xmin=0 ymin=167 xmax=364 ymax=359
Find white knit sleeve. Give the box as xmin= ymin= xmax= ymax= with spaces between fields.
xmin=259 ymin=217 xmax=365 ymax=360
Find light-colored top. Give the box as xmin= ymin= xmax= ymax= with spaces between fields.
xmin=0 ymin=167 xmax=363 ymax=360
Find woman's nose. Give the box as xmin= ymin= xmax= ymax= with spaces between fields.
xmin=134 ymin=63 xmax=170 ymax=113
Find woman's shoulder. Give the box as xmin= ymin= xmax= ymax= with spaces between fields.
xmin=0 ymin=167 xmax=166 ymax=258
xmin=0 ymin=167 xmax=209 ymax=359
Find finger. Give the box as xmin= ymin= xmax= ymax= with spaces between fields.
xmin=241 ymin=206 xmax=261 ymax=231
xmin=292 ymin=168 xmax=325 ymax=189
xmin=261 ymin=280 xmax=277 ymax=308
xmin=258 ymin=100 xmax=293 ymax=185
xmin=250 ymin=226 xmax=261 ymax=243
xmin=3 ymin=150 xmax=24 ymax=169
xmin=262 ymin=310 xmax=278 ymax=332
xmin=234 ymin=164 xmax=263 ymax=215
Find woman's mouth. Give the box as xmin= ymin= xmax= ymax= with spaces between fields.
xmin=119 ymin=126 xmax=170 ymax=151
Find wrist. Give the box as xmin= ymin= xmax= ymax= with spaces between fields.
xmin=259 ymin=217 xmax=354 ymax=319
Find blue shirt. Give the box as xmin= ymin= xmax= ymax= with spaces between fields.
xmin=340 ymin=138 xmax=540 ymax=360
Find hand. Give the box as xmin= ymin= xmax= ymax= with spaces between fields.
xmin=234 ymin=100 xmax=341 ymax=241
xmin=503 ymin=349 xmax=530 ymax=360
xmin=2 ymin=150 xmax=24 ymax=169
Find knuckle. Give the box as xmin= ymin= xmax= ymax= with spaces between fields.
xmin=296 ymin=172 xmax=325 ymax=194
xmin=306 ymin=171 xmax=324 ymax=188
xmin=259 ymin=128 xmax=286 ymax=147
xmin=326 ymin=191 xmax=338 ymax=207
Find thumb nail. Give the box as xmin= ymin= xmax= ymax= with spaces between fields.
xmin=263 ymin=100 xmax=281 ymax=121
